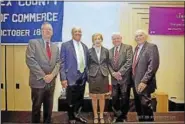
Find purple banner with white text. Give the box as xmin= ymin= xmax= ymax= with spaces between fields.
xmin=149 ymin=7 xmax=184 ymax=35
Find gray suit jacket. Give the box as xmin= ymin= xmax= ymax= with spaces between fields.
xmin=109 ymin=43 xmax=133 ymax=87
xmin=133 ymin=42 xmax=159 ymax=94
xmin=26 ymin=39 xmax=60 ymax=88
xmin=88 ymin=46 xmax=109 ymax=77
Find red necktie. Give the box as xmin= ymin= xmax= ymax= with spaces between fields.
xmin=46 ymin=42 xmax=51 ymax=60
xmin=113 ymin=46 xmax=119 ymax=70
xmin=132 ymin=46 xmax=139 ymax=76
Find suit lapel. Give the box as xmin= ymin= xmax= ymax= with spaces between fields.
xmin=118 ymin=43 xmax=124 ymax=67
xmin=39 ymin=39 xmax=49 ymax=62
xmin=100 ymin=47 xmax=104 ymax=63
xmin=69 ymin=40 xmax=77 ymax=60
xmin=49 ymin=43 xmax=55 ymax=64
xmin=92 ymin=47 xmax=99 ymax=63
xmin=81 ymin=42 xmax=87 ymax=65
xmin=135 ymin=42 xmax=147 ymax=66
xmin=110 ymin=48 xmax=114 ymax=65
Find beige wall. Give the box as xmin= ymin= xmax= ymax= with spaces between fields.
xmin=0 ymin=46 xmax=6 ymax=110
xmin=120 ymin=2 xmax=184 ymax=100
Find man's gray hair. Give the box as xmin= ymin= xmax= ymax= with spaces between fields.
xmin=41 ymin=22 xmax=53 ymax=30
xmin=111 ymin=32 xmax=122 ymax=39
xmin=135 ymin=29 xmax=148 ymax=36
xmin=112 ymin=32 xmax=121 ymax=36
xmin=71 ymin=26 xmax=82 ymax=34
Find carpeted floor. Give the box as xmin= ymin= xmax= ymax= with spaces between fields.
xmin=1 ymin=111 xmax=184 ymax=123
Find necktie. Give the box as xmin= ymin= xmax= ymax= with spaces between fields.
xmin=46 ymin=42 xmax=51 ymax=60
xmin=77 ymin=42 xmax=85 ymax=73
xmin=132 ymin=46 xmax=139 ymax=76
xmin=113 ymin=46 xmax=119 ymax=70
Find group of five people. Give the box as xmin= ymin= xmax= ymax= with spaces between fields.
xmin=26 ymin=22 xmax=159 ymax=124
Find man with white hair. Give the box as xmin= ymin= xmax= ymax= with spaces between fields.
xmin=26 ymin=22 xmax=60 ymax=123
xmin=132 ymin=29 xmax=159 ymax=122
xmin=108 ymin=32 xmax=133 ymax=122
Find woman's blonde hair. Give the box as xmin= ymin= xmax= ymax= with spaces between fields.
xmin=92 ymin=33 xmax=103 ymax=45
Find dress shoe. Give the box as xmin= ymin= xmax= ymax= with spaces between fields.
xmin=122 ymin=118 xmax=127 ymax=122
xmin=115 ymin=119 xmax=127 ymax=123
xmin=111 ymin=117 xmax=117 ymax=123
xmin=43 ymin=118 xmax=52 ymax=123
xmin=69 ymin=120 xmax=76 ymax=124
xmin=75 ymin=116 xmax=87 ymax=123
xmin=43 ymin=121 xmax=51 ymax=123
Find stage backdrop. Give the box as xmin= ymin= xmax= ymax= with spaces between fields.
xmin=1 ymin=1 xmax=64 ymax=44
xmin=149 ymin=7 xmax=184 ymax=35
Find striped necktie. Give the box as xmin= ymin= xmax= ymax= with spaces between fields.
xmin=113 ymin=46 xmax=119 ymax=70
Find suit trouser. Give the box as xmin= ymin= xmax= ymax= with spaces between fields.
xmin=112 ymin=83 xmax=131 ymax=119
xmin=31 ymin=85 xmax=54 ymax=123
xmin=133 ymin=85 xmax=154 ymax=122
xmin=66 ymin=77 xmax=86 ymax=120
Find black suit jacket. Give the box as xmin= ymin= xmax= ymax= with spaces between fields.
xmin=88 ymin=46 xmax=109 ymax=77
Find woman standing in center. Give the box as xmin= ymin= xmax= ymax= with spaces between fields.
xmin=88 ymin=33 xmax=110 ymax=124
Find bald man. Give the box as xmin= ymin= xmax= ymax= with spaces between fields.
xmin=108 ymin=33 xmax=133 ymax=122
xmin=132 ymin=30 xmax=159 ymax=122
xmin=60 ymin=27 xmax=88 ymax=124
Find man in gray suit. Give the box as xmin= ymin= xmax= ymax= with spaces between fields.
xmin=26 ymin=22 xmax=60 ymax=123
xmin=60 ymin=27 xmax=88 ymax=124
xmin=108 ymin=32 xmax=133 ymax=122
xmin=132 ymin=29 xmax=159 ymax=122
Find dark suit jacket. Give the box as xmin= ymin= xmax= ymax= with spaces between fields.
xmin=26 ymin=39 xmax=60 ymax=88
xmin=88 ymin=46 xmax=109 ymax=77
xmin=60 ymin=40 xmax=88 ymax=86
xmin=133 ymin=42 xmax=160 ymax=94
xmin=108 ymin=43 xmax=133 ymax=87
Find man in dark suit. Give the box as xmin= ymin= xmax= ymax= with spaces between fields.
xmin=26 ymin=22 xmax=60 ymax=123
xmin=108 ymin=32 xmax=133 ymax=122
xmin=132 ymin=29 xmax=159 ymax=122
xmin=60 ymin=27 xmax=88 ymax=124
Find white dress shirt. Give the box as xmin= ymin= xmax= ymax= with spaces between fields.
xmin=94 ymin=46 xmax=101 ymax=62
xmin=73 ymin=39 xmax=85 ymax=71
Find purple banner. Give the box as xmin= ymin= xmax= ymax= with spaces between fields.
xmin=149 ymin=7 xmax=184 ymax=35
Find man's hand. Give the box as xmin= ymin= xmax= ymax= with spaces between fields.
xmin=138 ymin=82 xmax=147 ymax=93
xmin=117 ymin=72 xmax=122 ymax=80
xmin=61 ymin=80 xmax=68 ymax=88
xmin=43 ymin=74 xmax=54 ymax=83
xmin=113 ymin=72 xmax=122 ymax=81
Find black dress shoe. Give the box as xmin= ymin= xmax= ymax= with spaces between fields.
xmin=43 ymin=119 xmax=52 ymax=123
xmin=116 ymin=118 xmax=127 ymax=122
xmin=75 ymin=116 xmax=87 ymax=123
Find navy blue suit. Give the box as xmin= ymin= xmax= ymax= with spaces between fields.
xmin=60 ymin=40 xmax=88 ymax=85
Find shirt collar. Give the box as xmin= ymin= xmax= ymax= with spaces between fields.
xmin=73 ymin=39 xmax=81 ymax=44
xmin=94 ymin=46 xmax=101 ymax=52
xmin=42 ymin=39 xmax=51 ymax=47
xmin=137 ymin=41 xmax=146 ymax=49
xmin=93 ymin=45 xmax=101 ymax=49
xmin=114 ymin=44 xmax=121 ymax=50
